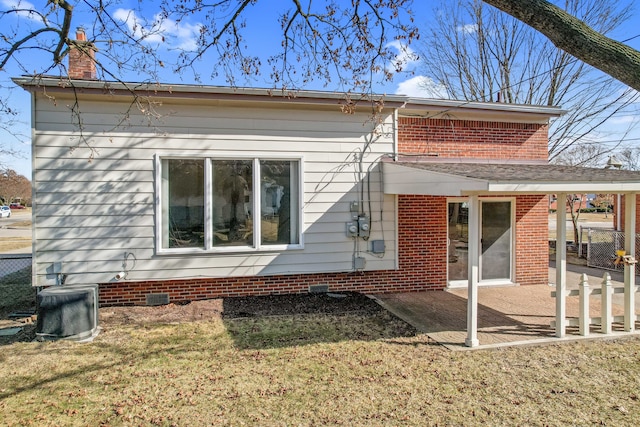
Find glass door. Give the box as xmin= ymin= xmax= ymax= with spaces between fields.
xmin=448 ymin=201 xmax=469 ymax=287
xmin=447 ymin=199 xmax=513 ymax=287
xmin=480 ymin=201 xmax=512 ymax=282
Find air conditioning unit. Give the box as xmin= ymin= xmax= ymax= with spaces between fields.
xmin=36 ymin=284 xmax=99 ymax=341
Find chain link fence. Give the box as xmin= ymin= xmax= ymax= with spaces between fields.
xmin=0 ymin=254 xmax=34 ymax=315
xmin=579 ymin=227 xmax=640 ymax=271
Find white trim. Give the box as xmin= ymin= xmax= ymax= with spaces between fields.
xmin=446 ymin=197 xmax=468 ymax=288
xmin=479 ymin=198 xmax=516 ymax=286
xmin=466 ymin=195 xmax=480 ymax=347
xmin=30 ymin=90 xmax=38 ymax=286
xmin=252 ymin=158 xmax=261 ymax=249
xmin=154 ymin=154 xmax=162 ymax=253
xmin=155 ymin=153 xmax=304 ymax=255
xmin=14 ymin=76 xmax=566 ymax=118
xmin=383 ymin=162 xmax=640 ymax=196
xmin=486 ymin=182 xmax=640 ymax=194
xmin=204 ymin=159 xmax=213 ymax=250
xmin=624 ymin=193 xmax=636 ymax=332
xmin=446 ymin=197 xmax=516 ymax=288
xmin=555 ymin=193 xmax=567 ymax=338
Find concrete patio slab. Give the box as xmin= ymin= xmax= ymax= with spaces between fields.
xmin=373 ymin=263 xmax=640 ymax=350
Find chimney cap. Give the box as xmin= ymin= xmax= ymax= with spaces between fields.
xmin=76 ymin=27 xmax=87 ymax=41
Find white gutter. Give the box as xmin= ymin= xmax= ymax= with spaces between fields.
xmin=12 ymin=76 xmax=564 ymax=118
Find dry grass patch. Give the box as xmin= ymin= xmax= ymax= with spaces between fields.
xmin=1 ymin=297 xmax=640 ymax=425
xmin=0 ymin=237 xmax=31 ymax=252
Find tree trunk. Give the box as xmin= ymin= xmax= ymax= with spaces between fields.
xmin=483 ymin=0 xmax=640 ymax=91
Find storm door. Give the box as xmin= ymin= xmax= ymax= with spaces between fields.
xmin=447 ymin=199 xmax=514 ymax=287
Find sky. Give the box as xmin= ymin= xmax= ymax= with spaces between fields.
xmin=1 ymin=0 xmax=640 ymax=179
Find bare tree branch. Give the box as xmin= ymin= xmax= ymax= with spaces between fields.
xmin=420 ymin=0 xmax=638 ymax=159
xmin=483 ymin=0 xmax=640 ymax=91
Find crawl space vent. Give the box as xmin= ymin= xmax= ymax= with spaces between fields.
xmin=309 ymin=284 xmax=329 ymax=293
xmin=146 ymin=293 xmax=170 ymax=306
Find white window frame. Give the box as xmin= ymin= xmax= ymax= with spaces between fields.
xmin=155 ymin=152 xmax=304 ymax=255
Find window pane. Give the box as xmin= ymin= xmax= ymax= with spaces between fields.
xmin=212 ymin=160 xmax=253 ymax=246
xmin=481 ymin=201 xmax=512 ymax=280
xmin=260 ymin=160 xmax=299 ymax=245
xmin=448 ymin=202 xmax=468 ymax=282
xmin=162 ymin=159 xmax=204 ymax=248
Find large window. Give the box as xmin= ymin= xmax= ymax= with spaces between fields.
xmin=159 ymin=156 xmax=301 ymax=252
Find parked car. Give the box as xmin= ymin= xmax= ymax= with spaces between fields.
xmin=0 ymin=206 xmax=10 ymax=218
xmin=9 ymin=203 xmax=25 ymax=209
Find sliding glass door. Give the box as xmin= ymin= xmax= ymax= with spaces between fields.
xmin=448 ymin=199 xmax=513 ymax=287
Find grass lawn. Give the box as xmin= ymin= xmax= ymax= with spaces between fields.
xmin=1 ymin=303 xmax=640 ymax=426
xmin=548 ymin=211 xmax=613 ymax=243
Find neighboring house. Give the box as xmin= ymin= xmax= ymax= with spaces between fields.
xmin=15 ymin=31 xmax=640 ymax=346
xmin=550 ymin=193 xmax=600 ymax=213
xmin=613 ymin=195 xmax=640 ymax=232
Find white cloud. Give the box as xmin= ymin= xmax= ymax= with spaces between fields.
xmin=386 ymin=40 xmax=419 ymax=73
xmin=457 ymin=23 xmax=478 ymax=34
xmin=395 ymin=75 xmax=449 ymax=99
xmin=610 ymin=115 xmax=639 ymax=125
xmin=1 ymin=0 xmax=44 ymax=23
xmin=114 ymin=8 xmax=201 ymax=51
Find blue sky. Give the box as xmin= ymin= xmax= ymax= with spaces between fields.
xmin=1 ymin=0 xmax=640 ymax=178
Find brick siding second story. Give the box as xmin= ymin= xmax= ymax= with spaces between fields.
xmin=398 ymin=117 xmax=549 ymax=161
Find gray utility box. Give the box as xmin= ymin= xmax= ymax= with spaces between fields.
xmin=36 ymin=284 xmax=99 ymax=341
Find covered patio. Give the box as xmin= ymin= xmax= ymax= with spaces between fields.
xmin=374 ymin=262 xmax=640 ymax=350
xmin=382 ymin=159 xmax=640 ymax=347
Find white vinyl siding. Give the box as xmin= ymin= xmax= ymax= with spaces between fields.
xmin=31 ymin=93 xmax=397 ymax=285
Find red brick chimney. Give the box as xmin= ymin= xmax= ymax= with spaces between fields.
xmin=68 ymin=27 xmax=97 ymax=79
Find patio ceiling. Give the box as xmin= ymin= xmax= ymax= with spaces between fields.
xmin=382 ymin=160 xmax=640 ymax=196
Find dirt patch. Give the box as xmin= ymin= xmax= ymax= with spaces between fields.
xmin=222 ymin=292 xmax=384 ymax=318
xmin=100 ymin=292 xmax=383 ymax=326
xmin=2 ymin=292 xmax=408 ymax=345
xmin=100 ymin=299 xmax=224 ymax=327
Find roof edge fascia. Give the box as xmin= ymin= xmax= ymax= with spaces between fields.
xmin=11 ymin=76 xmax=408 ymax=108
xmin=12 ymin=76 xmax=564 ymax=118
xmin=400 ymin=98 xmax=565 ymax=119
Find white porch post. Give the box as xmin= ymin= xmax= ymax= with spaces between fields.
xmin=466 ymin=195 xmax=480 ymax=347
xmin=555 ymin=193 xmax=567 ymax=338
xmin=624 ymin=193 xmax=636 ymax=332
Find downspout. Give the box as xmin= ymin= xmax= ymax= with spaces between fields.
xmin=393 ymin=107 xmax=399 ymax=161
xmin=393 ymin=101 xmax=408 ymax=161
xmin=392 ymin=104 xmax=405 ymax=271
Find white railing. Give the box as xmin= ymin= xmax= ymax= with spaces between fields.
xmin=551 ymin=273 xmax=640 ymax=336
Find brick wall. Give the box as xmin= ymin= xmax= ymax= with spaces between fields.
xmin=614 ymin=194 xmax=640 ymax=232
xmin=398 ymin=117 xmax=548 ymax=160
xmin=514 ymin=195 xmax=549 ymax=286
